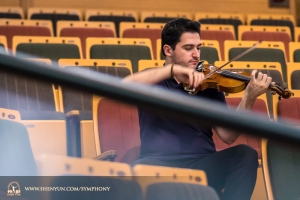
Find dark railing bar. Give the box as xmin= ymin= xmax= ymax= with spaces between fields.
xmin=0 ymin=53 xmax=299 ymax=145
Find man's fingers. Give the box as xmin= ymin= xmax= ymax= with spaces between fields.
xmin=251 ymin=69 xmax=257 ymax=80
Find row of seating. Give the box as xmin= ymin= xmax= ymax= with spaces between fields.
xmin=1 ymin=7 xmax=295 ymax=24
xmin=0 ymin=19 xmax=297 ymax=57
xmin=0 ymin=7 xmax=296 ymax=39
xmin=2 ymin=35 xmax=300 ymax=86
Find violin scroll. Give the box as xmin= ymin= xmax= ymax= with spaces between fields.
xmin=269 ymin=83 xmax=294 ymax=100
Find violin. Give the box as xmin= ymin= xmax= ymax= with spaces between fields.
xmin=184 ymin=61 xmax=293 ymax=100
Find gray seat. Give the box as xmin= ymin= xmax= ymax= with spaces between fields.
xmin=262 ymin=139 xmax=300 ymax=200
xmin=0 ymin=119 xmax=37 ymax=176
xmin=62 ymin=65 xmax=131 ymax=120
xmin=16 ymin=43 xmax=81 ymax=62
xmin=90 ymin=45 xmax=152 ymax=73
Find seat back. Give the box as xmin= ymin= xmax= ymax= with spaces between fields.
xmin=93 ymin=97 xmax=140 ymax=164
xmin=120 ymin=22 xmax=164 ymax=59
xmin=86 ymin=37 xmax=153 ymax=73
xmin=261 ymin=138 xmax=300 ymax=200
xmin=0 ymin=116 xmax=37 ymax=176
xmin=37 ymin=155 xmax=143 ymax=200
xmin=289 ymin=41 xmax=300 ymax=62
xmin=132 ymin=164 xmax=219 ymax=200
xmin=0 ymin=62 xmax=68 ymax=160
xmin=140 ymin=11 xmax=192 ymax=23
xmin=0 ymin=35 xmax=7 ymax=53
xmin=57 ymin=21 xmax=116 ymax=58
xmin=275 ymin=90 xmax=300 ymax=124
xmin=0 ymin=68 xmax=58 ymax=112
xmin=138 ymin=60 xmax=165 ymax=72
xmin=201 ymin=24 xmax=235 ymax=60
xmin=224 ymin=41 xmax=287 ymax=83
xmin=85 ymin=9 xmax=138 ymax=37
xmin=0 ymin=7 xmax=23 ymax=19
xmin=0 ymin=19 xmax=53 ymax=49
xmin=286 ymin=63 xmax=300 ymax=89
xmin=200 ymin=40 xmax=221 ymax=63
xmin=294 ymin=27 xmax=300 ymax=42
xmin=58 ymin=59 xmax=132 ymax=116
xmin=59 ymin=59 xmax=132 ymax=158
xmin=195 ymin=12 xmax=244 ymax=38
xmin=239 ymin=25 xmax=291 ymax=62
xmin=247 ymin=14 xmax=295 ymax=41
xmin=13 ymin=36 xmax=82 ymax=61
xmin=213 ymin=92 xmax=269 ymax=159
xmin=28 ymin=8 xmax=82 ymax=36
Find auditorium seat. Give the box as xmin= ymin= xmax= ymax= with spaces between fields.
xmin=199 ymin=40 xmax=221 ymax=63
xmin=138 ymin=59 xmax=164 ymax=72
xmin=224 ymin=41 xmax=288 ymax=84
xmin=0 ymin=65 xmax=68 ymax=161
xmin=140 ymin=11 xmax=192 ymax=23
xmin=0 ymin=7 xmax=23 ymax=19
xmin=37 ymin=154 xmax=143 ymax=200
xmin=0 ymin=35 xmax=7 ymax=53
xmin=86 ymin=37 xmax=153 ymax=73
xmin=85 ymin=9 xmax=137 ymax=37
xmin=57 ymin=21 xmax=116 ymax=58
xmin=294 ymin=27 xmax=300 ymax=42
xmin=288 ymin=41 xmax=300 ymax=62
xmin=286 ymin=63 xmax=300 ymax=89
xmin=120 ymin=22 xmax=164 ymax=59
xmin=201 ymin=24 xmax=236 ymax=60
xmin=273 ymin=90 xmax=300 ymax=124
xmin=238 ymin=25 xmax=291 ymax=62
xmin=195 ymin=12 xmax=244 ymax=38
xmin=0 ymin=108 xmax=37 ymax=176
xmin=132 ymin=164 xmax=219 ymax=200
xmin=92 ymin=97 xmax=140 ymax=164
xmin=213 ymin=92 xmax=269 ymax=159
xmin=58 ymin=59 xmax=132 ymax=158
xmin=0 ymin=19 xmax=53 ymax=49
xmin=28 ymin=8 xmax=82 ymax=36
xmin=261 ymin=137 xmax=300 ymax=200
xmin=247 ymin=14 xmax=295 ymax=41
xmin=13 ymin=36 xmax=82 ymax=62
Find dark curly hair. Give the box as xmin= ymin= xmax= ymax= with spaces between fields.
xmin=161 ymin=18 xmax=201 ymax=56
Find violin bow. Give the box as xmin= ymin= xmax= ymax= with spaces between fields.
xmin=204 ymin=40 xmax=262 ymax=79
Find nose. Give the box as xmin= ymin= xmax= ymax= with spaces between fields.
xmin=192 ymin=47 xmax=200 ymax=59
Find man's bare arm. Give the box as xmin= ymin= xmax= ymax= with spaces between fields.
xmin=214 ymin=70 xmax=272 ymax=144
xmin=123 ymin=64 xmax=205 ymax=89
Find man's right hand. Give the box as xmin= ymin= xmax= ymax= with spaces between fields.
xmin=172 ymin=64 xmax=205 ymax=89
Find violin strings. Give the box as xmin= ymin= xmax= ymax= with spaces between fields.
xmin=222 ymin=71 xmax=284 ymax=94
xmin=220 ymin=70 xmax=250 ymax=82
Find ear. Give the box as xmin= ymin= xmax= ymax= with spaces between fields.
xmin=163 ymin=44 xmax=173 ymax=57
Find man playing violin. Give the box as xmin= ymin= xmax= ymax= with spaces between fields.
xmin=124 ymin=18 xmax=272 ymax=200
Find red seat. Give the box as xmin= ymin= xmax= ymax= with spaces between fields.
xmin=95 ymin=98 xmax=140 ymax=164
xmin=213 ymin=97 xmax=269 ymax=159
xmin=241 ymin=31 xmax=291 ymax=62
xmin=201 ymin=30 xmax=235 ymax=60
xmin=277 ymin=93 xmax=300 ymax=124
